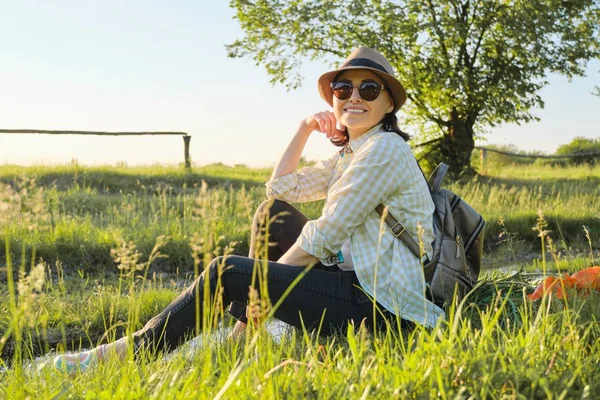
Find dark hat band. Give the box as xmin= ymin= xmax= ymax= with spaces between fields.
xmin=341 ymin=58 xmax=389 ymax=74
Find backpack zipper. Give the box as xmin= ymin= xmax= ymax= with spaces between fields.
xmin=451 ymin=196 xmax=463 ymax=258
xmin=455 ymin=234 xmax=461 ymax=258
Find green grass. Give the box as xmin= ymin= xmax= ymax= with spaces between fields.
xmin=0 ymin=258 xmax=598 ymax=398
xmin=0 ymin=161 xmax=598 ymax=275
xmin=1 ymin=161 xmax=599 ymax=398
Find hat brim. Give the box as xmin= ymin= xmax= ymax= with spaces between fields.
xmin=317 ymin=66 xmax=407 ymax=113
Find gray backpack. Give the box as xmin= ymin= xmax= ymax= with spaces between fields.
xmin=376 ymin=162 xmax=485 ymax=306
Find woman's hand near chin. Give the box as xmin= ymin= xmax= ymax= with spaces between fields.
xmin=303 ymin=111 xmax=346 ymax=141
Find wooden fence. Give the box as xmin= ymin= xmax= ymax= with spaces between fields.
xmin=410 ymin=137 xmax=600 ymax=167
xmin=0 ymin=129 xmax=192 ymax=170
xmin=476 ymin=146 xmax=600 ymax=169
xmin=3 ymin=129 xmax=597 ymax=171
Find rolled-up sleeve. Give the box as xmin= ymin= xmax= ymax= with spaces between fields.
xmin=297 ymin=135 xmax=406 ymax=260
xmin=265 ymin=152 xmax=338 ymax=203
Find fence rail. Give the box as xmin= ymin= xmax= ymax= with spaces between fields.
xmin=0 ymin=129 xmax=192 ymax=170
xmin=3 ymin=128 xmax=598 ymax=170
xmin=410 ymin=137 xmax=600 ymax=165
xmin=475 ymin=146 xmax=600 ymax=160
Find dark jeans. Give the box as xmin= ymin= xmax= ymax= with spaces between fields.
xmin=132 ymin=200 xmax=409 ymax=354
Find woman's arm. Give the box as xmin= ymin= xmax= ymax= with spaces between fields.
xmin=269 ymin=121 xmax=312 ymax=181
xmin=271 ymin=112 xmax=345 ymax=181
xmin=277 ymin=242 xmax=320 ymax=266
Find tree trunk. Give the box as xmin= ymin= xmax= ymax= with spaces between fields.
xmin=442 ymin=108 xmax=475 ymax=179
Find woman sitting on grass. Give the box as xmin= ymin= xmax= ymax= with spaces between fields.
xmin=54 ymin=46 xmax=444 ymax=373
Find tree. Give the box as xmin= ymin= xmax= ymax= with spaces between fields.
xmin=555 ymin=136 xmax=600 ymax=165
xmin=227 ymin=0 xmax=600 ymax=178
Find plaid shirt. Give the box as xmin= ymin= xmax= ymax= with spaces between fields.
xmin=266 ymin=123 xmax=444 ymax=327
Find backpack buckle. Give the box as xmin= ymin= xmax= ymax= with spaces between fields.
xmin=391 ymin=222 xmax=406 ymax=237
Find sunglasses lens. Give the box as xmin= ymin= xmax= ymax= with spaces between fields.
xmin=332 ymin=82 xmax=353 ymax=100
xmin=358 ymin=82 xmax=381 ymax=101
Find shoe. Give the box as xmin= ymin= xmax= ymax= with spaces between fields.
xmin=53 ymin=346 xmax=103 ymax=375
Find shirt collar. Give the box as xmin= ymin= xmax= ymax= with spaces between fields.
xmin=348 ymin=123 xmax=384 ymax=153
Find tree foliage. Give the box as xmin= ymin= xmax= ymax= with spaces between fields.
xmin=227 ymin=0 xmax=600 ymax=176
xmin=555 ymin=136 xmax=600 ymax=165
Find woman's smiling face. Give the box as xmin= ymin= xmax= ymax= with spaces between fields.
xmin=332 ymin=69 xmax=394 ymax=139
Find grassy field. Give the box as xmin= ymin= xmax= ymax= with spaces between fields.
xmin=1 ymin=161 xmax=599 ymax=398
xmin=0 ymin=162 xmax=598 ymax=274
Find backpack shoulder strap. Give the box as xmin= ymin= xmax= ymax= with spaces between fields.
xmin=375 ymin=204 xmax=430 ymax=264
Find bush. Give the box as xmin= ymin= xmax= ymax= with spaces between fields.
xmin=555 ymin=136 xmax=600 ymax=165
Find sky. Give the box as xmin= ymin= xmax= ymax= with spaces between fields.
xmin=1 ymin=1 xmax=599 ymax=168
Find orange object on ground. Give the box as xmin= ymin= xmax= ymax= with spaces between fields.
xmin=570 ymin=266 xmax=600 ymax=290
xmin=527 ymin=266 xmax=600 ymax=301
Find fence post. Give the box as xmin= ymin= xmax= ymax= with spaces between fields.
xmin=480 ymin=148 xmax=487 ymax=170
xmin=183 ymin=135 xmax=191 ymax=171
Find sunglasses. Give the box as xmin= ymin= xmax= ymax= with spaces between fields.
xmin=330 ymin=80 xmax=386 ymax=102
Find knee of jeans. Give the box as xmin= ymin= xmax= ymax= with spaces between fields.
xmin=256 ymin=199 xmax=272 ymax=214
xmin=208 ymin=255 xmax=248 ymax=279
xmin=256 ymin=199 xmax=291 ymax=219
xmin=207 ymin=256 xmax=227 ymax=278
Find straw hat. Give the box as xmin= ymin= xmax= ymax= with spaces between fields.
xmin=317 ymin=47 xmax=407 ymax=113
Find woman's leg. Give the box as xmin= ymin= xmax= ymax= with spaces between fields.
xmin=228 ymin=199 xmax=310 ymax=323
xmin=53 ymin=255 xmax=387 ymax=373
xmin=132 ymin=255 xmax=384 ymax=355
xmin=55 ymin=200 xmax=361 ymax=371
xmin=249 ymin=199 xmax=309 ymax=260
